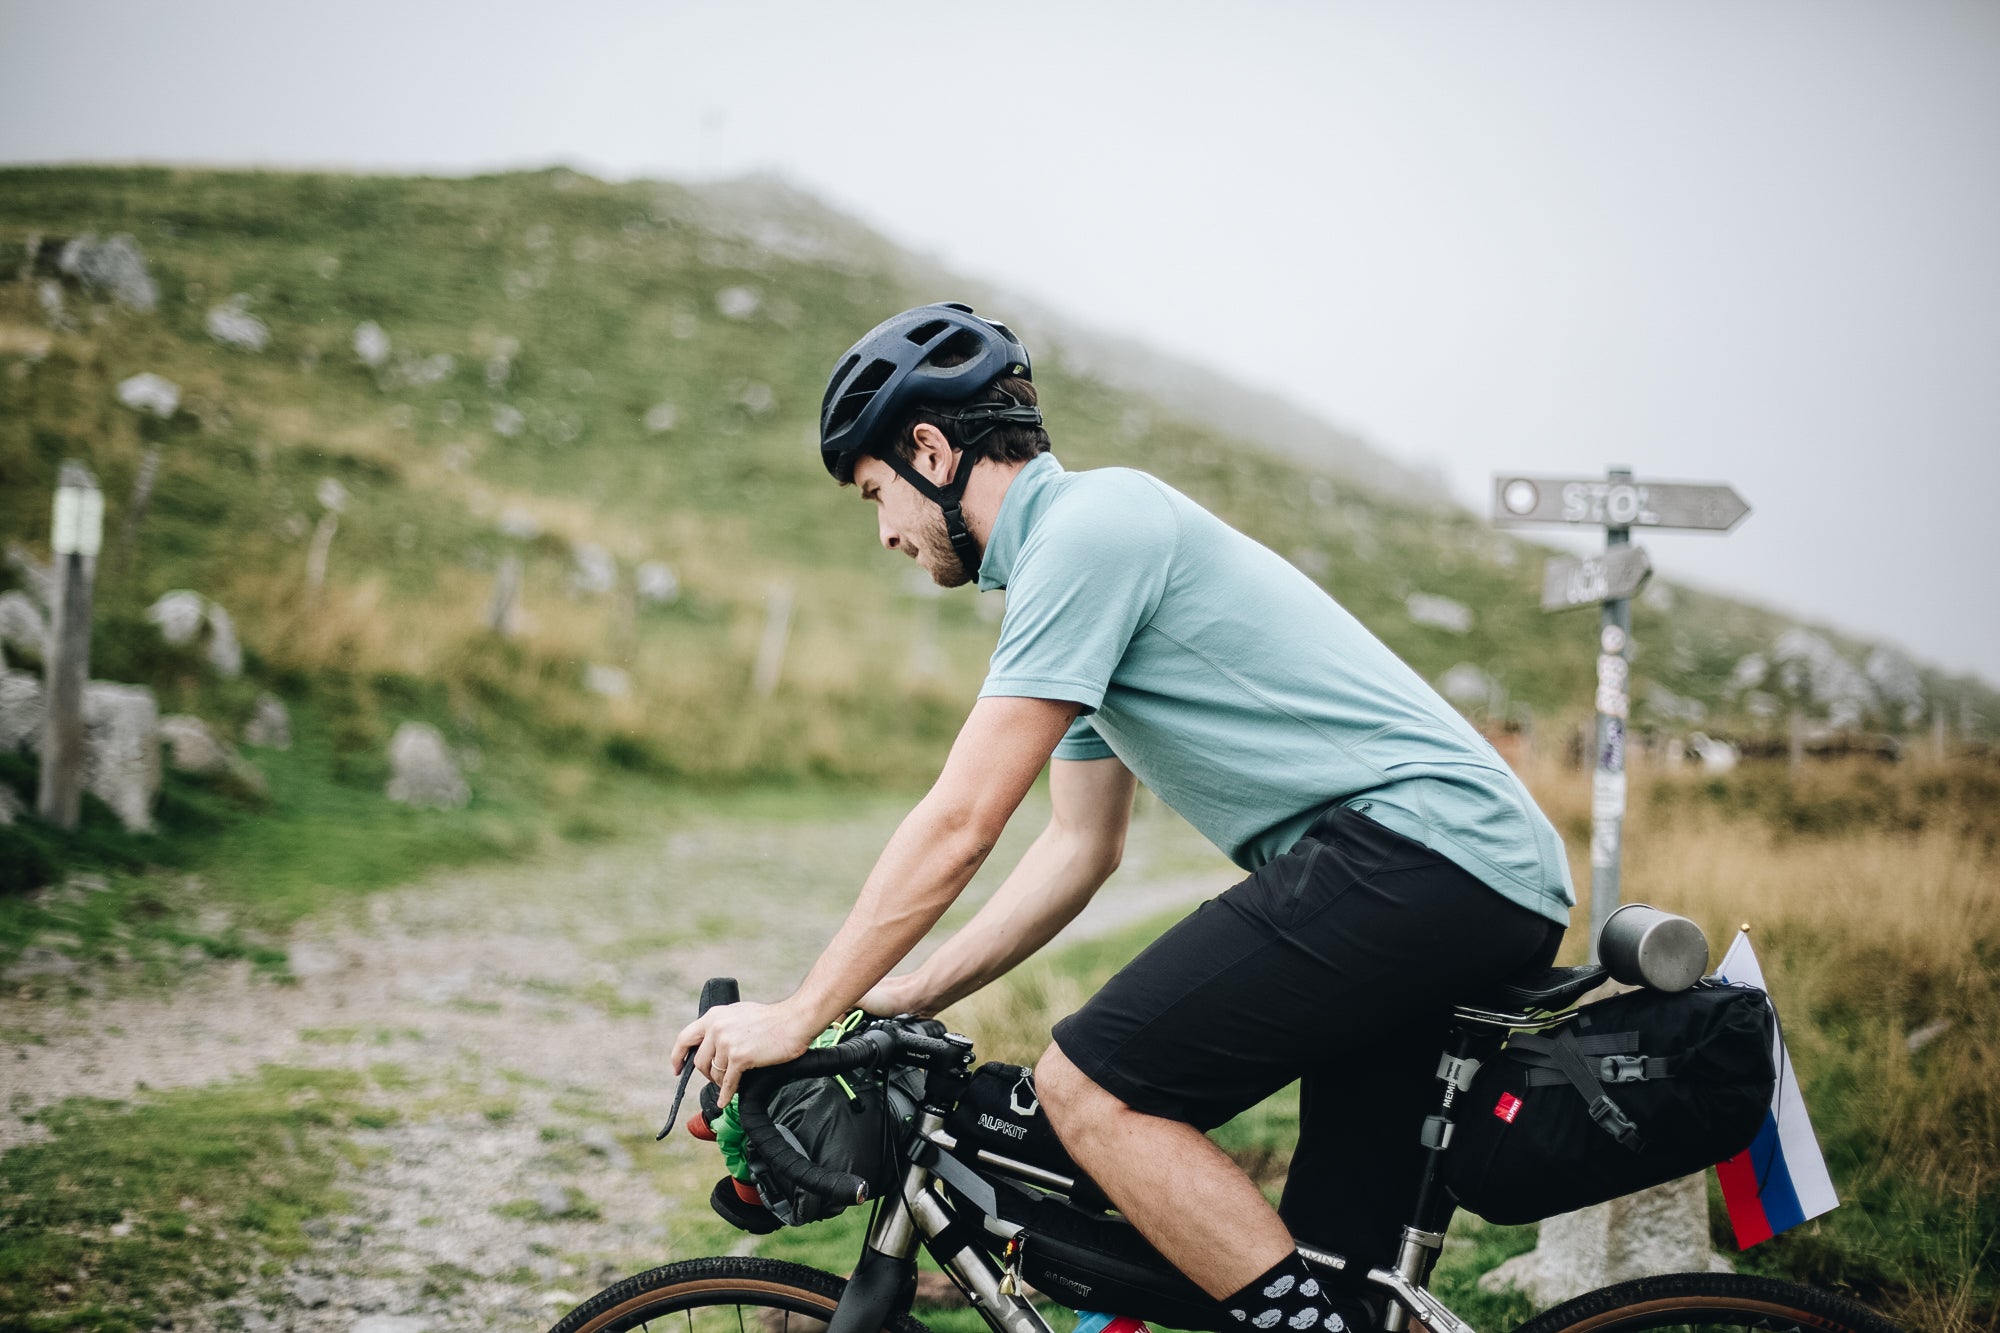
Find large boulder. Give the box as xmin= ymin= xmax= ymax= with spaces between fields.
xmin=242 ymin=692 xmax=292 ymax=750
xmin=5 ymin=545 xmax=53 ymax=610
xmin=205 ymin=298 xmax=270 ymax=352
xmin=0 ymin=591 xmax=47 ymax=657
xmin=1478 ymin=1175 xmax=1728 ymax=1306
xmin=385 ymin=722 xmax=469 ymax=810
xmin=115 ymin=372 xmax=181 ymax=418
xmin=81 ymin=682 xmax=161 ymax=833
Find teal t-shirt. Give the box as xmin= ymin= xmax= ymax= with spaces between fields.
xmin=976 ymin=453 xmax=1573 ymax=927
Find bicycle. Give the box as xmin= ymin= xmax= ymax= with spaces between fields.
xmin=550 ymin=953 xmax=1903 ymax=1333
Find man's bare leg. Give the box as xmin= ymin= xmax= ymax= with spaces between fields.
xmin=1035 ymin=1044 xmax=1294 ymax=1299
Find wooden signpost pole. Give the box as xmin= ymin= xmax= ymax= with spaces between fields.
xmin=36 ymin=463 xmax=104 ymax=831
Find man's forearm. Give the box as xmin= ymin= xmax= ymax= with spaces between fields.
xmin=897 ymin=819 xmax=1115 ymax=1014
xmin=786 ymin=794 xmax=998 ymax=1028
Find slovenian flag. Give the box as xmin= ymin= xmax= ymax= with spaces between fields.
xmin=1712 ymin=930 xmax=1839 ymax=1247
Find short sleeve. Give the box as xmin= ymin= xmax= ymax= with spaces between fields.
xmin=978 ymin=475 xmax=1176 ymax=713
xmin=1052 ymin=714 xmax=1117 ymax=761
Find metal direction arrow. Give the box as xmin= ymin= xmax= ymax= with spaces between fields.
xmin=1492 ymin=475 xmax=1751 ymax=532
xmin=1543 ymin=546 xmax=1653 ymax=612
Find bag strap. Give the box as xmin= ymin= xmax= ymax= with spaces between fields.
xmin=1508 ymin=1031 xmax=1647 ymax=1151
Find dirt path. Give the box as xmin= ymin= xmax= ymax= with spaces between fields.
xmin=1 ymin=801 xmax=1230 ymax=1332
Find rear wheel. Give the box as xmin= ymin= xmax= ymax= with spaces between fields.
xmin=547 ymin=1256 xmax=934 ymax=1333
xmin=1506 ymin=1272 xmax=1903 ymax=1333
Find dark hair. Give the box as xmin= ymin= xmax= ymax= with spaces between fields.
xmin=887 ymin=374 xmax=1049 ymax=469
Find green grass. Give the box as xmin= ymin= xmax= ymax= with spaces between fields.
xmin=0 ymin=1066 xmax=394 ymax=1333
xmin=2 ymin=161 xmax=1987 ymax=925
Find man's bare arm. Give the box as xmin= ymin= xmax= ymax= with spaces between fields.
xmin=672 ymin=694 xmax=1079 ymax=1102
xmin=863 ymin=755 xmax=1135 ymax=1017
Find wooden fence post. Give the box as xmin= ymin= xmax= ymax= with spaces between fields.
xmin=36 ymin=463 xmax=103 ymax=830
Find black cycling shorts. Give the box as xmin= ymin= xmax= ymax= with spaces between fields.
xmin=1049 ymin=804 xmax=1563 ymax=1270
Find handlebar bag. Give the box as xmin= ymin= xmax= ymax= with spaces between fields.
xmin=1445 ymin=980 xmax=1777 ymax=1225
xmin=943 ymin=1062 xmax=1081 ymax=1181
xmin=749 ymin=1059 xmax=928 ymax=1225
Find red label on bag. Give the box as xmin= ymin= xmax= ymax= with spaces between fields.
xmin=1494 ymin=1092 xmax=1523 ymax=1123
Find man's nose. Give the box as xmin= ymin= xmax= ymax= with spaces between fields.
xmin=878 ymin=512 xmax=898 ymax=550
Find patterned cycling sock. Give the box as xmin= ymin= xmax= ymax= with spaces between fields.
xmin=1223 ymin=1254 xmax=1372 ymax=1333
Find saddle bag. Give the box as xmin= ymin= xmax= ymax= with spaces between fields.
xmin=943 ymin=1062 xmax=1081 ymax=1181
xmin=1446 ymin=981 xmax=1777 ymax=1226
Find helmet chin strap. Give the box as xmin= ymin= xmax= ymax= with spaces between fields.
xmin=883 ymin=452 xmax=983 ymax=577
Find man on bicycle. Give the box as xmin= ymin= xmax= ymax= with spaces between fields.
xmin=675 ymin=302 xmax=1574 ymax=1331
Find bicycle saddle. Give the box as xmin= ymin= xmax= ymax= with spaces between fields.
xmin=1469 ymin=963 xmax=1608 ymax=1014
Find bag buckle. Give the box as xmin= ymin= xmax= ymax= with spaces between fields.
xmin=1600 ymin=1055 xmax=1648 ymax=1084
xmin=1588 ymin=1095 xmax=1645 ymax=1150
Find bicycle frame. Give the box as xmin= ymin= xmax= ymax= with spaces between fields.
xmin=831 ymin=999 xmax=1585 ymax=1333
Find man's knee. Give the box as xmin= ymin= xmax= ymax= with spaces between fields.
xmin=1035 ymin=1042 xmax=1112 ymax=1132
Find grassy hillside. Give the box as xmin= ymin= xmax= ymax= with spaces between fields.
xmin=0 ymin=165 xmax=1991 ymax=915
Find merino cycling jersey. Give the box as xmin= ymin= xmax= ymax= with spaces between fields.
xmin=974 ymin=452 xmax=1573 ymax=926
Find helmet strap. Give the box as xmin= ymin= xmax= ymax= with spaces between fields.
xmin=883 ymin=452 xmax=984 ymax=577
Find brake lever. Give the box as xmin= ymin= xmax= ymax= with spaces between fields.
xmin=657 ymin=977 xmax=739 ymax=1141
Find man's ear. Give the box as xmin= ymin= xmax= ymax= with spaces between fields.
xmin=908 ymin=423 xmax=959 ymax=486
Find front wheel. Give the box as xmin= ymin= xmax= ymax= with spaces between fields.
xmin=548 ymin=1256 xmax=934 ymax=1333
xmin=1507 ymin=1271 xmax=1904 ymax=1333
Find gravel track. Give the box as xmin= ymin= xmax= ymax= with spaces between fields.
xmin=1 ymin=803 xmax=1227 ymax=1332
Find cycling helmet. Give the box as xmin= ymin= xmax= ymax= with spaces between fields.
xmin=819 ymin=302 xmax=1040 ymax=574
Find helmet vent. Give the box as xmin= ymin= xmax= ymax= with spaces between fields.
xmin=903 ymin=319 xmax=950 ymax=346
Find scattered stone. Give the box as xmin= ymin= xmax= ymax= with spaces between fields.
xmin=205 ymin=298 xmax=270 ymax=351
xmin=292 ymin=1275 xmax=332 ymax=1308
xmin=1436 ymin=663 xmax=1494 ymax=707
xmin=37 ymin=279 xmax=70 ymax=330
xmin=497 ymin=506 xmax=541 ymax=540
xmin=532 ymin=1183 xmax=572 ymax=1217
xmin=736 ymin=381 xmax=776 ymax=415
xmin=583 ymin=664 xmax=630 ymax=698
xmin=159 ymin=715 xmax=233 ymax=775
xmin=1479 ymin=1175 xmax=1728 ymax=1306
xmin=1773 ymin=629 xmax=1875 ymax=729
xmin=115 ymin=372 xmax=180 ymax=418
xmin=578 ymin=1126 xmax=632 ymax=1170
xmin=1406 ymin=592 xmax=1473 ymax=635
xmin=1907 ymin=1018 xmax=1951 ymax=1054
xmin=206 ymin=603 xmax=243 ymax=677
xmin=57 ymin=233 xmax=158 ymax=311
xmin=159 ymin=714 xmax=266 ymax=795
xmin=244 ymin=692 xmax=293 ymax=749
xmin=81 ymin=681 xmax=161 ymax=832
xmin=643 ymin=402 xmax=679 ymax=433
xmin=569 ymin=542 xmax=616 ymax=598
xmin=351 ymin=1317 xmax=427 ymax=1333
xmin=634 ymin=561 xmax=679 ymax=605
xmin=0 ymin=590 xmax=46 ymax=655
xmin=354 ymin=321 xmax=392 ymax=368
xmin=491 ymin=405 xmax=526 ymax=438
xmin=317 ymin=477 xmax=350 ymax=513
xmin=1727 ymin=654 xmax=1768 ymax=693
xmin=1864 ymin=646 xmax=1925 ymax=728
xmin=0 ymin=670 xmax=42 ymax=751
xmin=2 ymin=948 xmax=78 ymax=982
xmin=385 ymin=722 xmax=470 ymax=810
xmin=146 ymin=590 xmax=207 ymax=646
xmin=715 ymin=286 xmax=761 ymax=320
xmin=1688 ymin=733 xmax=1739 ymax=773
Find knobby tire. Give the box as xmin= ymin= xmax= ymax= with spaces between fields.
xmin=1508 ymin=1271 xmax=1904 ymax=1333
xmin=547 ymin=1256 xmax=934 ymax=1333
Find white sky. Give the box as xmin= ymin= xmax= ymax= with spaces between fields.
xmin=4 ymin=1 xmax=1995 ymax=682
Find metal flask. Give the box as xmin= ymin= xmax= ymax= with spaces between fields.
xmin=1599 ymin=903 xmax=1710 ymax=992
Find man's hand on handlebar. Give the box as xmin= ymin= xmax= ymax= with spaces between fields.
xmin=671 ymin=999 xmax=824 ymax=1108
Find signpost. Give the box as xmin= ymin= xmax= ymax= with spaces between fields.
xmin=1484 ymin=466 xmax=1752 ymax=1303
xmin=1493 ymin=469 xmax=1750 ymax=956
xmin=37 ymin=463 xmax=104 ymax=830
